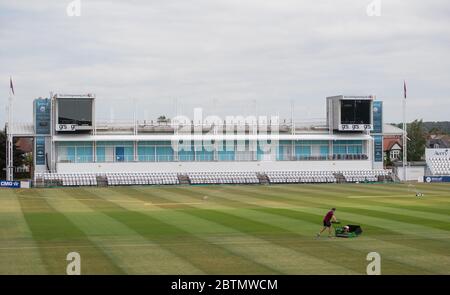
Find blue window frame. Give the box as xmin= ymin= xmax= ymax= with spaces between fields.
xmin=115 ymin=147 xmax=125 ymax=162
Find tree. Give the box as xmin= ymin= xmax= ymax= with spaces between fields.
xmin=0 ymin=131 xmax=4 ymax=178
xmin=23 ymin=152 xmax=34 ymax=180
xmin=427 ymin=127 xmax=446 ymax=136
xmin=0 ymin=129 xmax=26 ymax=179
xmin=423 ymin=121 xmax=450 ymax=134
xmin=384 ymin=151 xmax=393 ymax=167
xmin=406 ymin=119 xmax=426 ymax=161
xmin=157 ymin=115 xmax=170 ymax=123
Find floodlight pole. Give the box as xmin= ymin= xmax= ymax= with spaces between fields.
xmin=291 ymin=100 xmax=295 ymax=135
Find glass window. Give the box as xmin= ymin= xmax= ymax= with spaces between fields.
xmin=96 ymin=146 xmax=105 ymax=162
xmin=390 ymin=150 xmax=400 ymax=159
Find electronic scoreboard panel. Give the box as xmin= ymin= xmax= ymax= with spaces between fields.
xmin=54 ymin=94 xmax=94 ymax=132
xmin=339 ymin=99 xmax=372 ymax=131
xmin=327 ymin=96 xmax=373 ymax=132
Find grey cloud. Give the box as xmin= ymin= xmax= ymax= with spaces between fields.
xmin=1 ymin=0 xmax=449 ymax=125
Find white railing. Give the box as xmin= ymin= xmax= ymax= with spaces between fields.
xmin=56 ymin=153 xmax=369 ymax=163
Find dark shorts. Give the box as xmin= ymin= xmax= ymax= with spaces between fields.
xmin=323 ymin=220 xmax=332 ymax=227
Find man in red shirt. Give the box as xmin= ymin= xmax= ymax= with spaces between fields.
xmin=316 ymin=208 xmax=337 ymax=238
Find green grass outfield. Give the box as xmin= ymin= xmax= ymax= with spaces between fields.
xmin=0 ymin=183 xmax=449 ymax=274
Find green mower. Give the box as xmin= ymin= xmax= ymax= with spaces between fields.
xmin=333 ymin=223 xmax=363 ymax=238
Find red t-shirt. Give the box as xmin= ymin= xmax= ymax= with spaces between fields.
xmin=323 ymin=210 xmax=334 ymax=222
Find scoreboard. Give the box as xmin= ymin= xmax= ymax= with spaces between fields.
xmin=338 ymin=123 xmax=372 ymax=131
xmin=327 ymin=96 xmax=374 ymax=132
xmin=56 ymin=124 xmax=92 ymax=132
xmin=54 ymin=94 xmax=94 ymax=133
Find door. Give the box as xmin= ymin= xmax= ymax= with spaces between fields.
xmin=115 ymin=147 xmax=125 ymax=162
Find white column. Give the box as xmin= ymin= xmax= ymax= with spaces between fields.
xmin=93 ymin=141 xmax=96 ymax=162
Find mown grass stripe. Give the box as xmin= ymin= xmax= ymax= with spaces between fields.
xmin=223 ymin=185 xmax=450 ymax=234
xmin=132 ymin=186 xmax=432 ymax=274
xmin=2 ymin=183 xmax=449 ymax=274
xmin=203 ymin=185 xmax=450 ymax=253
xmin=235 ymin=185 xmax=450 ymax=227
xmin=415 ymin=183 xmax=450 ymax=194
xmin=68 ymin=187 xmax=277 ymax=274
xmin=17 ymin=188 xmax=124 ymax=274
xmin=115 ymin=187 xmax=359 ymax=274
xmin=43 ymin=188 xmax=204 ymax=274
xmin=0 ymin=190 xmax=47 ymax=274
xmin=270 ymin=183 xmax=450 ymax=206
xmin=190 ymin=186 xmax=448 ymax=270
xmin=268 ymin=185 xmax=450 ymax=216
xmin=200 ymin=187 xmax=449 ymax=273
xmin=332 ymin=206 xmax=450 ymax=231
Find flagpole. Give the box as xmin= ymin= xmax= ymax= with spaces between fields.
xmin=402 ymin=81 xmax=407 ymax=182
xmin=5 ymin=102 xmax=9 ymax=180
xmin=7 ymin=77 xmax=14 ymax=181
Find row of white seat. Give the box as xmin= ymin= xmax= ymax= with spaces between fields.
xmin=269 ymin=177 xmax=336 ymax=183
xmin=266 ymin=171 xmax=335 ymax=176
xmin=267 ymin=170 xmax=391 ymax=184
xmin=428 ymin=158 xmax=450 ymax=162
xmin=342 ymin=169 xmax=390 ymax=176
xmin=344 ymin=176 xmax=378 ymax=182
xmin=430 ymin=163 xmax=450 ymax=167
xmin=342 ymin=169 xmax=390 ymax=183
xmin=188 ymin=172 xmax=259 ymax=184
xmin=190 ymin=178 xmax=259 ymax=184
xmin=107 ymin=173 xmax=179 ymax=185
xmin=427 ymin=158 xmax=450 ymax=175
xmin=36 ymin=172 xmax=179 ymax=186
xmin=39 ymin=173 xmax=95 ymax=179
xmin=62 ymin=177 xmax=97 ymax=186
xmin=429 ymin=168 xmax=450 ymax=175
xmin=36 ymin=169 xmax=392 ymax=186
xmin=34 ymin=173 xmax=98 ymax=186
xmin=266 ymin=170 xmax=336 ymax=184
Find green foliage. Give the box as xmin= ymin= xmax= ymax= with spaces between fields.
xmin=157 ymin=115 xmax=170 ymax=123
xmin=407 ymin=120 xmax=426 ymax=161
xmin=393 ymin=121 xmax=450 ymax=135
xmin=384 ymin=152 xmax=393 ymax=167
xmin=423 ymin=121 xmax=450 ymax=134
xmin=0 ymin=129 xmax=26 ymax=178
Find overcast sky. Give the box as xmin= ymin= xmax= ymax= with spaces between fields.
xmin=1 ymin=0 xmax=449 ymax=125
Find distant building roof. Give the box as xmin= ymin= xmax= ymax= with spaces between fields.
xmin=8 ymin=122 xmax=35 ymax=136
xmin=427 ymin=134 xmax=450 ymax=148
xmin=384 ymin=137 xmax=402 ymax=152
xmin=383 ymin=124 xmax=404 ymax=136
xmin=16 ymin=138 xmax=33 ymax=153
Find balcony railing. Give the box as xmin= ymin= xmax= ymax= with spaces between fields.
xmin=57 ymin=153 xmax=369 ymax=163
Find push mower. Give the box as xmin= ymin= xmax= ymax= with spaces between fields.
xmin=332 ymin=221 xmax=363 ymax=238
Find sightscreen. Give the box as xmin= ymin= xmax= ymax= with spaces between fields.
xmin=340 ymin=100 xmax=371 ymax=125
xmin=58 ymin=98 xmax=92 ymax=126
